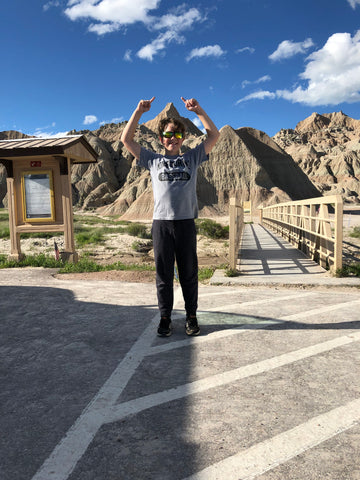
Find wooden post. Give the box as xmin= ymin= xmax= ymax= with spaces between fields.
xmin=61 ymin=166 xmax=78 ymax=263
xmin=229 ymin=197 xmax=237 ymax=270
xmin=333 ymin=195 xmax=343 ymax=272
xmin=7 ymin=178 xmax=23 ymax=260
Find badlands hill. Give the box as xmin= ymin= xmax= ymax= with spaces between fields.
xmin=0 ymin=107 xmax=359 ymax=218
xmin=273 ymin=111 xmax=360 ymax=203
xmin=71 ymin=103 xmax=320 ymax=219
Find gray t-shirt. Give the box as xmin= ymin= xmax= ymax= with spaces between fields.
xmin=138 ymin=143 xmax=208 ymax=220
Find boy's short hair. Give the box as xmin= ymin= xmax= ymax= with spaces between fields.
xmin=158 ymin=117 xmax=186 ymax=137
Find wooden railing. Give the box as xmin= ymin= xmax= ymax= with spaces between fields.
xmin=260 ymin=195 xmax=343 ymax=272
xmin=229 ymin=197 xmax=244 ymax=270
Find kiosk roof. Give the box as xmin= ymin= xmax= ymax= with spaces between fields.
xmin=0 ymin=135 xmax=98 ymax=164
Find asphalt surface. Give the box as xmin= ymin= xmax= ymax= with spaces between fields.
xmin=1 ymin=226 xmax=360 ymax=480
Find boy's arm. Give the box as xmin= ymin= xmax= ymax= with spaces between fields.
xmin=121 ymin=97 xmax=155 ymax=160
xmin=181 ymin=97 xmax=220 ymax=155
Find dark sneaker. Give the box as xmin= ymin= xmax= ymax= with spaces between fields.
xmin=157 ymin=317 xmax=172 ymax=337
xmin=185 ymin=316 xmax=200 ymax=336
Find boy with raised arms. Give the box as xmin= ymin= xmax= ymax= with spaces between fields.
xmin=121 ymin=97 xmax=220 ymax=337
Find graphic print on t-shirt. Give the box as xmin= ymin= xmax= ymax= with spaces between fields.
xmin=157 ymin=155 xmax=191 ymax=182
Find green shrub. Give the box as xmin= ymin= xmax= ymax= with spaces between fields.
xmin=198 ymin=267 xmax=215 ymax=282
xmin=350 ymin=226 xmax=360 ymax=239
xmin=59 ymin=257 xmax=103 ymax=273
xmin=0 ymin=253 xmax=62 ymax=269
xmin=0 ymin=211 xmax=10 ymax=239
xmin=0 ymin=226 xmax=10 ymax=239
xmin=73 ymin=214 xmax=128 ymax=226
xmin=75 ymin=228 xmax=105 ymax=247
xmin=225 ymin=267 xmax=239 ymax=277
xmin=58 ymin=259 xmax=155 ymax=274
xmin=336 ymin=263 xmax=360 ymax=277
xmin=126 ymin=223 xmax=151 ymax=239
xmin=196 ymin=219 xmax=228 ymax=239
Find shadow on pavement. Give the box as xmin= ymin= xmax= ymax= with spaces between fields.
xmin=0 ymin=285 xmax=160 ymax=480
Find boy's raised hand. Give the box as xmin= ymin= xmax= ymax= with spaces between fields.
xmin=137 ymin=96 xmax=155 ymax=114
xmin=181 ymin=97 xmax=201 ymax=113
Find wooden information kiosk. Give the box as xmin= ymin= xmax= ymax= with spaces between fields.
xmin=0 ymin=135 xmax=98 ymax=262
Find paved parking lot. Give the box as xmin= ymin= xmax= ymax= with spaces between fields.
xmin=1 ymin=266 xmax=360 ymax=480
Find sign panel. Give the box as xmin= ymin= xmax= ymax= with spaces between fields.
xmin=21 ymin=171 xmax=55 ymax=222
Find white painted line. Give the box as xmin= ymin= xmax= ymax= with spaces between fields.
xmin=204 ymin=292 xmax=317 ymax=314
xmin=281 ymin=298 xmax=360 ymax=322
xmin=104 ymin=332 xmax=360 ymax=424
xmin=183 ymin=396 xmax=360 ymax=480
xmin=31 ymin=287 xmax=183 ymax=480
xmin=198 ymin=289 xmax=245 ymax=298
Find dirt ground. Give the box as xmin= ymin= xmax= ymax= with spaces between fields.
xmin=53 ymin=231 xmax=229 ymax=283
xmin=0 ymin=217 xmax=230 ymax=283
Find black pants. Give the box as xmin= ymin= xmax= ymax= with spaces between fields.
xmin=152 ymin=219 xmax=198 ymax=318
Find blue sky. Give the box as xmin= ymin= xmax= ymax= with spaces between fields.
xmin=1 ymin=0 xmax=360 ymax=138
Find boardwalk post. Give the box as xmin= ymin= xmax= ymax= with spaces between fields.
xmin=229 ymin=197 xmax=237 ymax=270
xmin=334 ymin=196 xmax=343 ymax=272
xmin=229 ymin=197 xmax=244 ymax=271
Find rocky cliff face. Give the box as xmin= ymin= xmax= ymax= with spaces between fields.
xmin=273 ymin=111 xmax=360 ymax=203
xmin=0 ymin=131 xmax=31 ymax=140
xmin=202 ymin=125 xmax=320 ymax=210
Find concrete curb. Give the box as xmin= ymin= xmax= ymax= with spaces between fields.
xmin=210 ymin=269 xmax=360 ymax=288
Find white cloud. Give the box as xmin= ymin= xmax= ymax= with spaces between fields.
xmin=83 ymin=115 xmax=98 ymax=125
xmin=238 ymin=31 xmax=360 ymax=107
xmin=236 ymin=90 xmax=276 ymax=104
xmin=277 ymin=31 xmax=360 ymax=105
xmin=32 ymin=128 xmax=70 ymax=138
xmin=348 ymin=0 xmax=360 ymax=8
xmin=29 ymin=122 xmax=70 ymax=138
xmin=269 ymin=38 xmax=314 ymax=61
xmin=99 ymin=116 xmax=124 ymax=125
xmin=137 ymin=30 xmax=184 ymax=61
xmin=124 ymin=49 xmax=132 ymax=62
xmin=62 ymin=1 xmax=206 ymax=61
xmin=65 ymin=0 xmax=160 ymax=26
xmin=241 ymin=75 xmax=271 ymax=89
xmin=43 ymin=1 xmax=61 ymax=11
xmin=136 ymin=6 xmax=205 ymax=61
xmin=191 ymin=116 xmax=206 ymax=133
xmin=257 ymin=75 xmax=271 ymax=83
xmin=88 ymin=22 xmax=120 ymax=35
xmin=236 ymin=46 xmax=255 ymax=54
xmin=148 ymin=7 xmax=202 ymax=31
xmin=186 ymin=44 xmax=226 ymax=62
xmin=35 ymin=131 xmax=70 ymax=138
